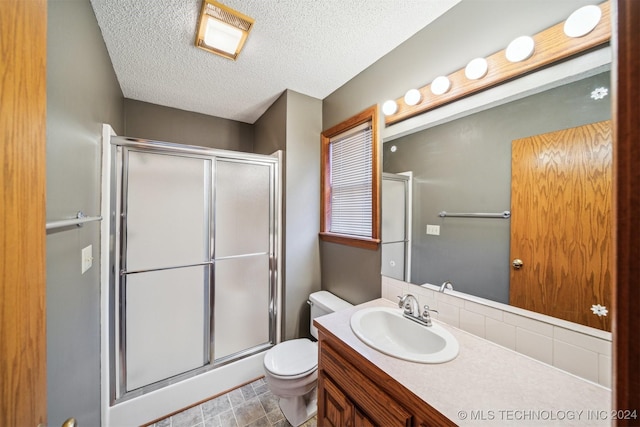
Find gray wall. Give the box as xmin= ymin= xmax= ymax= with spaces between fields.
xmin=255 ymin=90 xmax=323 ymax=339
xmin=383 ymin=72 xmax=611 ymax=303
xmin=124 ymin=99 xmax=254 ymax=151
xmin=321 ymin=0 xmax=599 ymax=304
xmin=282 ymin=91 xmax=323 ymax=338
xmin=47 ymin=0 xmax=124 ymax=425
xmin=254 ymin=92 xmax=287 ymax=154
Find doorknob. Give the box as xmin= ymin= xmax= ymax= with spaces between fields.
xmin=512 ymin=259 xmax=524 ymax=270
xmin=62 ymin=418 xmax=77 ymax=427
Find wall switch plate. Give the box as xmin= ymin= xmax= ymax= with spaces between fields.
xmin=426 ymin=224 xmax=440 ymax=235
xmin=81 ymin=245 xmax=93 ymax=274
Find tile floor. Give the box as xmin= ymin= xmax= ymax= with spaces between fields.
xmin=150 ymin=378 xmax=317 ymax=427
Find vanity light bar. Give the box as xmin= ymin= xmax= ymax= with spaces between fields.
xmin=383 ymin=0 xmax=611 ymax=126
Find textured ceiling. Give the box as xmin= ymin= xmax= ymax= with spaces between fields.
xmin=90 ymin=0 xmax=460 ymax=124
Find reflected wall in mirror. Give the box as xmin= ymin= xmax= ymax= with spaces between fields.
xmin=382 ymin=70 xmax=612 ymax=331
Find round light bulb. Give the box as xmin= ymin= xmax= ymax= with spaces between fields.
xmin=505 ymin=36 xmax=535 ymax=63
xmin=564 ymin=5 xmax=602 ymax=38
xmin=382 ymin=100 xmax=398 ymax=116
xmin=465 ymin=57 xmax=489 ymax=80
xmin=431 ymin=76 xmax=451 ymax=95
xmin=404 ymin=89 xmax=422 ymax=106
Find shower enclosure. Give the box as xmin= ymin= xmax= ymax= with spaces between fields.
xmin=107 ymin=136 xmax=280 ymax=402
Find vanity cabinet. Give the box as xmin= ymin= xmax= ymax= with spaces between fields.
xmin=317 ymin=329 xmax=455 ymax=427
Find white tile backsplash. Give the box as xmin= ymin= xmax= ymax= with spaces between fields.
xmin=504 ymin=312 xmax=554 ymax=337
xmin=463 ymin=300 xmax=503 ymax=321
xmin=381 ymin=276 xmax=612 ymax=388
xmin=381 ymin=276 xmax=408 ymax=302
xmin=435 ymin=301 xmax=460 ymax=328
xmin=598 ymin=354 xmax=612 ymax=388
xmin=459 ymin=309 xmax=485 ymax=338
xmin=553 ymin=326 xmax=612 ymax=356
xmin=485 ymin=317 xmax=516 ymax=350
xmin=516 ymin=328 xmax=554 ymax=364
xmin=553 ymin=340 xmax=599 ymax=383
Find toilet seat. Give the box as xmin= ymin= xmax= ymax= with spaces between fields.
xmin=264 ymin=339 xmax=318 ymax=379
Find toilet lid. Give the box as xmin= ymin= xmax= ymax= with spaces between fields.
xmin=264 ymin=339 xmax=318 ymax=377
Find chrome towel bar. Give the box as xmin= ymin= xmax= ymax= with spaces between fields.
xmin=46 ymin=211 xmax=103 ymax=230
xmin=438 ymin=210 xmax=511 ymax=219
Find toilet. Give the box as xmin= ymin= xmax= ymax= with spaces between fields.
xmin=263 ymin=291 xmax=353 ymax=426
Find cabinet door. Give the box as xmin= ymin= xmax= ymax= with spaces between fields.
xmin=355 ymin=408 xmax=376 ymax=427
xmin=320 ymin=343 xmax=412 ymax=426
xmin=319 ymin=375 xmax=354 ymax=427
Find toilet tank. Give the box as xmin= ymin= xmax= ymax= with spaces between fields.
xmin=309 ymin=291 xmax=353 ymax=339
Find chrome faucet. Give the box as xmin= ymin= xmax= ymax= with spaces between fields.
xmin=439 ymin=280 xmax=454 ymax=293
xmin=398 ymin=294 xmax=420 ymax=316
xmin=397 ymin=294 xmax=438 ymax=327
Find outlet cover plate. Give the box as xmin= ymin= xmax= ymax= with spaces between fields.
xmin=426 ymin=225 xmax=440 ymax=235
xmin=82 ymin=245 xmax=93 ymax=274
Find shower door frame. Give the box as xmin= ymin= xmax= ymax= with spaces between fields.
xmin=108 ymin=137 xmax=281 ymax=404
xmin=381 ymin=172 xmax=412 ymax=282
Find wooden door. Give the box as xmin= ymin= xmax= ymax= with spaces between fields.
xmin=0 ymin=0 xmax=48 ymax=425
xmin=510 ymin=121 xmax=612 ymax=331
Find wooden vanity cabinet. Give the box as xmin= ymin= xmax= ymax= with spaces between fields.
xmin=317 ymin=328 xmax=456 ymax=427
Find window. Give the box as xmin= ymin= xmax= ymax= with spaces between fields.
xmin=320 ymin=105 xmax=380 ymax=249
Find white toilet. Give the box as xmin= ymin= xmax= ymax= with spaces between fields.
xmin=263 ymin=291 xmax=353 ymax=426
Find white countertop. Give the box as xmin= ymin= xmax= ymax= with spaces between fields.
xmin=315 ymin=298 xmax=612 ymax=426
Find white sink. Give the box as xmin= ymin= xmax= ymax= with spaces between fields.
xmin=350 ymin=307 xmax=459 ymax=363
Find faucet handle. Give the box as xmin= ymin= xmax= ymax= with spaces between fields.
xmin=422 ymin=305 xmax=438 ymax=317
xmin=397 ymin=295 xmax=409 ymax=309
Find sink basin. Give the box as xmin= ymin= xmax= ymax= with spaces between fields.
xmin=350 ymin=307 xmax=459 ymax=363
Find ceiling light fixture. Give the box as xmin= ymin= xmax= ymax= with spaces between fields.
xmin=195 ymin=0 xmax=254 ymax=60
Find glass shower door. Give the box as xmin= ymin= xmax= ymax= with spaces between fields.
xmin=121 ymin=150 xmax=212 ymax=392
xmin=381 ymin=173 xmax=411 ymax=281
xmin=213 ymin=159 xmax=274 ymax=361
xmin=112 ymin=139 xmax=279 ymax=401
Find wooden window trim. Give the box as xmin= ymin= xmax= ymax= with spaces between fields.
xmin=320 ymin=105 xmax=380 ymax=250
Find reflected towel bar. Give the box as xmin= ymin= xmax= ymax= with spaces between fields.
xmin=46 ymin=211 xmax=103 ymax=230
xmin=438 ymin=210 xmax=511 ymax=219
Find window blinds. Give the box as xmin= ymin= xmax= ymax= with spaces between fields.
xmin=329 ymin=122 xmax=373 ymax=238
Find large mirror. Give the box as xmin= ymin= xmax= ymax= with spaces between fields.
xmin=381 ymin=63 xmax=612 ymax=331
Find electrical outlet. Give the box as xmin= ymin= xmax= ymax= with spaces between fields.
xmin=81 ymin=245 xmax=93 ymax=274
xmin=426 ymin=225 xmax=440 ymax=235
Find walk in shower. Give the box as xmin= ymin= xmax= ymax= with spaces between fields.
xmin=106 ymin=136 xmax=280 ymax=404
